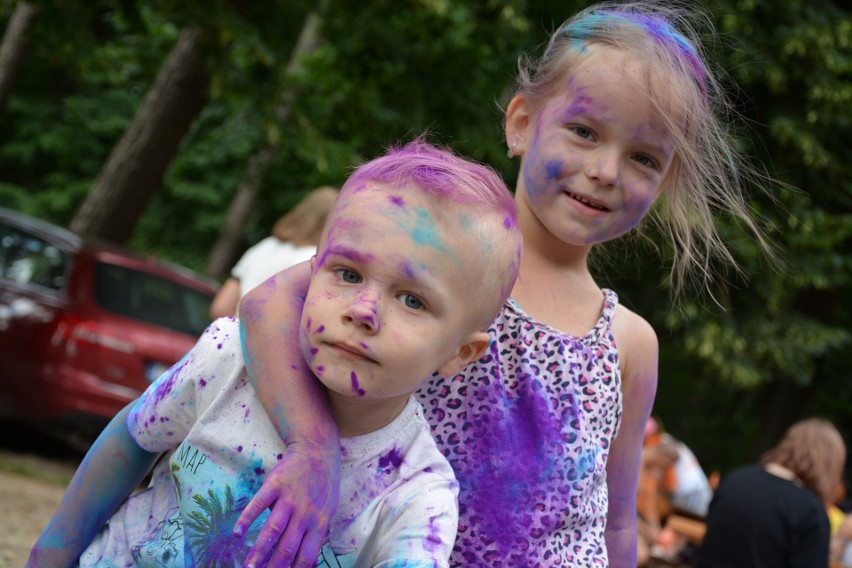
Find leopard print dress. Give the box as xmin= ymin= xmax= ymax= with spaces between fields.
xmin=415 ymin=290 xmax=623 ymax=567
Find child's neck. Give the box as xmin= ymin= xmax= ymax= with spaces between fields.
xmin=512 ymin=241 xmax=605 ymax=336
xmin=326 ymin=391 xmax=410 ymax=438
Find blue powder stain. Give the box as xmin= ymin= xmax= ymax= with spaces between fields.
xmin=544 ymin=160 xmax=562 ymax=181
xmin=409 ymin=208 xmax=447 ymax=251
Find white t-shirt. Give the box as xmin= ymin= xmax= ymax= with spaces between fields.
xmin=232 ymin=236 xmax=316 ymax=298
xmin=80 ymin=318 xmax=459 ymax=568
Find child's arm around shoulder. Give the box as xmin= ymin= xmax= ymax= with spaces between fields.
xmin=236 ymin=262 xmax=341 ymax=568
xmin=27 ymin=403 xmax=160 ymax=568
xmin=605 ymin=305 xmax=659 ymax=568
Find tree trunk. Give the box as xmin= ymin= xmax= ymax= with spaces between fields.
xmin=70 ymin=27 xmax=210 ymax=243
xmin=205 ymin=12 xmax=321 ymax=280
xmin=0 ymin=1 xmax=39 ymax=117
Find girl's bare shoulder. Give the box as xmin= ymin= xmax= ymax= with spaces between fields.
xmin=611 ymin=303 xmax=659 ymax=385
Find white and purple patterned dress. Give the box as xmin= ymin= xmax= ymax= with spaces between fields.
xmin=416 ymin=290 xmax=623 ymax=567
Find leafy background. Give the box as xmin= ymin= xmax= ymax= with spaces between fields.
xmin=1 ymin=0 xmax=850 ymax=477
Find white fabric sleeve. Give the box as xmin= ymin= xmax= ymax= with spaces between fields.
xmin=126 ymin=318 xmax=235 ymax=453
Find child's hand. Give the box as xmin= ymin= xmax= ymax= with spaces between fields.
xmin=236 ymin=443 xmax=341 ymax=568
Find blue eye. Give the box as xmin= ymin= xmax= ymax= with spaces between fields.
xmin=398 ymin=293 xmax=424 ymax=310
xmin=337 ymin=268 xmax=361 ymax=284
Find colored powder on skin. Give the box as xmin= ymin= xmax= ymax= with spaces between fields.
xmin=315 ymin=324 xmax=325 ymax=333
xmin=409 ymin=208 xmax=447 ymax=252
xmin=315 ymin=226 xmax=372 ymax=269
xmin=350 ymin=371 xmax=365 ymax=397
xmin=389 ymin=195 xmax=405 ymax=208
xmin=400 ymin=260 xmax=417 ymax=279
xmin=544 ymin=160 xmax=562 ymax=181
xmin=558 ymin=91 xmax=595 ymax=122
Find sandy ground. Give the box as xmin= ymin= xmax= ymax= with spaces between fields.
xmin=0 ymin=422 xmax=82 ymax=568
xmin=0 ymin=468 xmax=71 ymax=567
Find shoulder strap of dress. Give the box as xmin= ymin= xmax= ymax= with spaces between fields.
xmin=583 ymin=289 xmax=619 ymax=345
xmin=600 ymin=289 xmax=619 ymax=323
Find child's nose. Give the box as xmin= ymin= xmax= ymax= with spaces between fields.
xmin=342 ymin=293 xmax=381 ymax=333
xmin=586 ymin=152 xmax=619 ymax=186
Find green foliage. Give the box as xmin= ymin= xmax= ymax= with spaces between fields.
xmin=1 ymin=0 xmax=850 ymax=472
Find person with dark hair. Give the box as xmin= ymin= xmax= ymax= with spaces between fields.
xmin=696 ymin=417 xmax=846 ymax=568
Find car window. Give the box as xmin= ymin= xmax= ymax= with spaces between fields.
xmin=0 ymin=222 xmax=68 ymax=292
xmin=94 ymin=262 xmax=212 ymax=337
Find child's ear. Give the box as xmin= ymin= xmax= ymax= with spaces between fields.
xmin=505 ymin=94 xmax=531 ymax=156
xmin=437 ymin=331 xmax=490 ymax=378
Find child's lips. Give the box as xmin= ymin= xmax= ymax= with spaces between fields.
xmin=326 ymin=341 xmax=379 ymax=364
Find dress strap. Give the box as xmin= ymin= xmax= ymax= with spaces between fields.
xmin=581 ymin=289 xmax=619 ymax=346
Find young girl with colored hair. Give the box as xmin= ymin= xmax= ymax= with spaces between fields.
xmin=236 ymin=2 xmax=771 ymax=566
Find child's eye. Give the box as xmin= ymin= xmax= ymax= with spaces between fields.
xmin=632 ymin=154 xmax=659 ymax=169
xmin=397 ymin=293 xmax=424 ymax=311
xmin=571 ymin=126 xmax=595 ymax=140
xmin=336 ymin=268 xmax=362 ymax=284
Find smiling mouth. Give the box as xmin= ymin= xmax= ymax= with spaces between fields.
xmin=565 ymin=191 xmax=610 ymax=212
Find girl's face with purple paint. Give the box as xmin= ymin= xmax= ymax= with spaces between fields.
xmin=507 ymin=46 xmax=675 ymax=248
xmin=299 ymin=182 xmax=489 ymax=405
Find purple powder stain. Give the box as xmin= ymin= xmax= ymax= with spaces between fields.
xmin=389 ymin=195 xmax=405 ymax=207
xmin=199 ymin=379 xmax=207 ymax=388
xmin=350 ymin=371 xmax=365 ymax=397
xmin=399 ymin=260 xmax=416 ymax=279
xmin=453 ymin=374 xmax=569 ymax=557
xmin=358 ymin=342 xmax=369 ymax=350
xmin=149 ymin=355 xmax=190 ymax=404
xmin=558 ymin=92 xmax=594 ymax=121
xmin=310 ymin=347 xmax=319 ymax=355
xmin=377 ymin=447 xmax=404 ymax=472
xmin=315 ymin=324 xmax=325 ymax=333
xmin=423 ymin=515 xmax=443 ymax=553
xmin=236 ymin=445 xmax=243 ymax=452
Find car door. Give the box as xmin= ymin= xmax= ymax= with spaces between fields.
xmin=0 ymin=220 xmax=71 ymax=416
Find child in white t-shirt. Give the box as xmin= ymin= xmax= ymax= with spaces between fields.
xmin=28 ymin=139 xmax=522 ymax=568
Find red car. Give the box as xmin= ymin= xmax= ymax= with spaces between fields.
xmin=0 ymin=207 xmax=217 ymax=442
